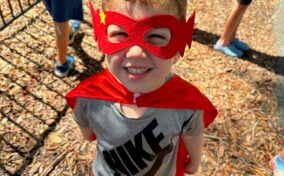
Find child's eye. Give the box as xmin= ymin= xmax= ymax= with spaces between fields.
xmin=110 ymin=32 xmax=128 ymax=38
xmin=108 ymin=31 xmax=128 ymax=43
xmin=145 ymin=28 xmax=171 ymax=46
xmin=148 ymin=34 xmax=166 ymax=40
xmin=107 ymin=25 xmax=128 ymax=43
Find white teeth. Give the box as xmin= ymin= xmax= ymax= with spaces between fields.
xmin=127 ymin=67 xmax=148 ymax=75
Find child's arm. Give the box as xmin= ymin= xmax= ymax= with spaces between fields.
xmin=181 ymin=131 xmax=204 ymax=174
xmin=79 ymin=127 xmax=96 ymax=141
xmin=72 ymin=99 xmax=96 ymax=141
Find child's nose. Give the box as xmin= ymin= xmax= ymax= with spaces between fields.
xmin=126 ymin=45 xmax=147 ymax=59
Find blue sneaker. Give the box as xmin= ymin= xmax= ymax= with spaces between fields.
xmin=69 ymin=20 xmax=81 ymax=45
xmin=231 ymin=39 xmax=250 ymax=51
xmin=54 ymin=55 xmax=75 ymax=77
xmin=214 ymin=40 xmax=243 ymax=57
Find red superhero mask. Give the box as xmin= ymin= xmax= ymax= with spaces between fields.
xmin=90 ymin=3 xmax=195 ymax=59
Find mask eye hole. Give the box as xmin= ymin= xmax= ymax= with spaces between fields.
xmin=144 ymin=28 xmax=171 ymax=47
xmin=107 ymin=24 xmax=128 ymax=43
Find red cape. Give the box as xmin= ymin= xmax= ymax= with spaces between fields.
xmin=66 ymin=69 xmax=217 ymax=176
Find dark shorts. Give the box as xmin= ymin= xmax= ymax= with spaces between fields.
xmin=238 ymin=0 xmax=252 ymax=5
xmin=42 ymin=0 xmax=83 ymax=22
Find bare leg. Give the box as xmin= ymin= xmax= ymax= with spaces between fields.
xmin=231 ymin=4 xmax=248 ymax=40
xmin=219 ymin=1 xmax=248 ymax=46
xmin=54 ymin=21 xmax=72 ymax=64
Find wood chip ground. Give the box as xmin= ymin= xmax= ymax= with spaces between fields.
xmin=0 ymin=0 xmax=282 ymax=175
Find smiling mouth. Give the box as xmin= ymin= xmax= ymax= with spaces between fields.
xmin=124 ymin=67 xmax=152 ymax=75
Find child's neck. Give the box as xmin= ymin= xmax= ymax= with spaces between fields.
xmin=120 ymin=104 xmax=147 ymax=119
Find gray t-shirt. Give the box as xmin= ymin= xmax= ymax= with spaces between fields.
xmin=73 ymin=98 xmax=204 ymax=176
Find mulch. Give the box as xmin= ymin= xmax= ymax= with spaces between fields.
xmin=0 ymin=0 xmax=282 ymax=175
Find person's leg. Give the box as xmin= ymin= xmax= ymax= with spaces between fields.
xmin=46 ymin=0 xmax=82 ymax=77
xmin=54 ymin=21 xmax=71 ymax=64
xmin=69 ymin=20 xmax=81 ymax=45
xmin=53 ymin=21 xmax=76 ymax=77
xmin=214 ymin=0 xmax=251 ymax=57
xmin=230 ymin=10 xmax=244 ymax=41
xmin=219 ymin=1 xmax=248 ymax=46
xmin=230 ymin=1 xmax=251 ymax=51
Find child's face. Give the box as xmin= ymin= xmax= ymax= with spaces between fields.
xmin=106 ymin=0 xmax=179 ymax=93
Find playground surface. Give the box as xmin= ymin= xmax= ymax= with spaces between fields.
xmin=0 ymin=0 xmax=283 ymax=175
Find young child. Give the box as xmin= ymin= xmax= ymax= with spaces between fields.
xmin=214 ymin=0 xmax=251 ymax=57
xmin=270 ymin=149 xmax=284 ymax=175
xmin=42 ymin=0 xmax=83 ymax=77
xmin=66 ymin=0 xmax=218 ymax=175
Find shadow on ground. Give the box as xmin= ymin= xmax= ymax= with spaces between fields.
xmin=69 ymin=32 xmax=105 ymax=81
xmin=193 ymin=28 xmax=283 ymax=76
xmin=0 ymin=10 xmax=103 ymax=176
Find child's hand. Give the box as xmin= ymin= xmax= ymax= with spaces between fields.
xmin=184 ymin=162 xmax=199 ymax=175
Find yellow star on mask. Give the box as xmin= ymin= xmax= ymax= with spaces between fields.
xmin=99 ymin=10 xmax=106 ymax=24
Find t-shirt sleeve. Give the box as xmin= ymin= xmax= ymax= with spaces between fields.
xmin=181 ymin=110 xmax=204 ymax=136
xmin=72 ymin=98 xmax=90 ymax=128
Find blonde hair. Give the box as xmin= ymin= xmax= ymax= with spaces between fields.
xmin=102 ymin=0 xmax=187 ymax=19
